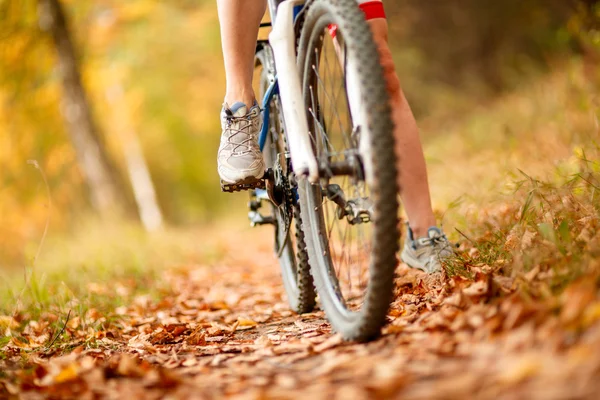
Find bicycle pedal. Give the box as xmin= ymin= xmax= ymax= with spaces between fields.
xmin=248 ymin=211 xmax=275 ymax=226
xmin=221 ymin=177 xmax=266 ymax=193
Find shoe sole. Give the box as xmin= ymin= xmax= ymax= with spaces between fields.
xmin=400 ymin=248 xmax=440 ymax=274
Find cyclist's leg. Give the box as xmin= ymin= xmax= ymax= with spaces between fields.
xmin=217 ymin=0 xmax=267 ymax=106
xmin=361 ymin=1 xmax=437 ymax=238
xmin=216 ymin=0 xmax=267 ymax=185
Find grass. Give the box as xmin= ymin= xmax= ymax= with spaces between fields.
xmin=0 ymin=217 xmax=245 ymax=352
xmin=423 ymin=58 xmax=599 ymax=295
xmin=446 ymin=160 xmax=599 ymax=293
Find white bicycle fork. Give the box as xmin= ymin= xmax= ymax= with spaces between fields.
xmin=268 ymin=0 xmax=320 ymax=183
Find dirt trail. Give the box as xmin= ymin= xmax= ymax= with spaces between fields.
xmin=2 ymin=227 xmax=600 ymax=400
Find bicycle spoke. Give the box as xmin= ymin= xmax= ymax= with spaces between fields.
xmin=306 ymin=29 xmax=375 ymax=310
xmin=315 ymin=66 xmax=350 ymax=151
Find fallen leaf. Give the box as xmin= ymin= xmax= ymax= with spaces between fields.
xmin=0 ymin=316 xmax=19 ymax=330
xmin=182 ymin=358 xmax=198 ymax=367
xmin=524 ymin=265 xmax=540 ymax=282
xmin=53 ymin=364 xmax=79 ymax=384
xmin=314 ymin=334 xmax=342 ymax=353
xmin=498 ymin=355 xmax=541 ymax=384
xmin=237 ymin=318 xmax=257 ymax=328
xmin=463 ymin=280 xmax=488 ymax=297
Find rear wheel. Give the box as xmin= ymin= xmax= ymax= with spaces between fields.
xmin=255 ymin=45 xmax=316 ymax=314
xmin=297 ymin=0 xmax=400 ymax=341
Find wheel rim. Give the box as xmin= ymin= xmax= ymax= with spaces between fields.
xmin=303 ymin=15 xmax=376 ymax=319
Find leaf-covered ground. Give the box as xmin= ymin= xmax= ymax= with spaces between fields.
xmin=1 ymin=64 xmax=599 ymax=399
xmin=2 ymin=206 xmax=600 ymax=400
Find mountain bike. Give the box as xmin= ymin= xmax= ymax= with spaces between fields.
xmin=237 ymin=0 xmax=399 ymax=341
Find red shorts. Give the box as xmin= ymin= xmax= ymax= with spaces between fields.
xmin=357 ymin=0 xmax=386 ymax=20
xmin=328 ymin=1 xmax=385 ymax=38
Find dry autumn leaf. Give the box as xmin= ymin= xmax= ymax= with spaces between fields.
xmin=0 ymin=316 xmax=19 ymax=330
xmin=462 ymin=280 xmax=488 ymax=297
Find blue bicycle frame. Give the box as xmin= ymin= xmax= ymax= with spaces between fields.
xmin=258 ymin=80 xmax=279 ymax=152
xmin=257 ymin=2 xmax=305 ymax=153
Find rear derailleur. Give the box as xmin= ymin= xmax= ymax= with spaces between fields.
xmin=325 ymin=184 xmax=373 ymax=225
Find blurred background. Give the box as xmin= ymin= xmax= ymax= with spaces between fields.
xmin=0 ymin=0 xmax=598 ymax=268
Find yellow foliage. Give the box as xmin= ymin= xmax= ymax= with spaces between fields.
xmin=118 ymin=0 xmax=159 ymax=22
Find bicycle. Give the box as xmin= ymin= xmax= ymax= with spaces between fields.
xmin=227 ymin=0 xmax=400 ymax=341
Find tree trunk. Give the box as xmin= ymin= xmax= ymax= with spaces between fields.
xmin=106 ymin=83 xmax=164 ymax=231
xmin=38 ymin=0 xmax=129 ymax=216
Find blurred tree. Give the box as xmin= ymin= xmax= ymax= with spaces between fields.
xmin=105 ymin=81 xmax=164 ymax=231
xmin=568 ymin=0 xmax=600 ymax=60
xmin=37 ymin=0 xmax=131 ymax=217
xmin=384 ymin=0 xmax=587 ymax=115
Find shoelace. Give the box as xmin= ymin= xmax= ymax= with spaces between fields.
xmin=415 ymin=233 xmax=449 ymax=249
xmin=224 ymin=112 xmax=259 ymax=156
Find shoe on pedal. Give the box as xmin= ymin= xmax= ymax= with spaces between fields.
xmin=217 ymin=101 xmax=265 ymax=190
xmin=400 ymin=225 xmax=453 ymax=274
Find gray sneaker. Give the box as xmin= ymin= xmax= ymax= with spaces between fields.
xmin=400 ymin=225 xmax=453 ymax=273
xmin=218 ymin=102 xmax=265 ymax=184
